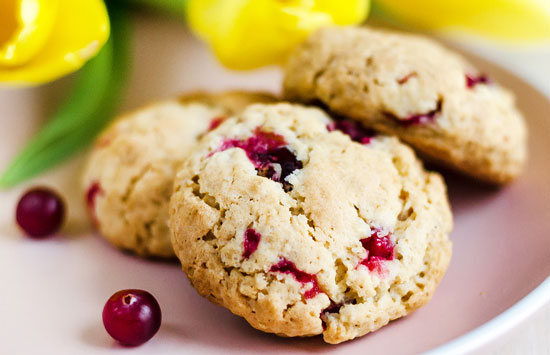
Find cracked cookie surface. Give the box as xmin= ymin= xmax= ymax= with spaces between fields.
xmin=82 ymin=91 xmax=276 ymax=258
xmin=169 ymin=103 xmax=453 ymax=343
xmin=283 ymin=26 xmax=527 ymax=184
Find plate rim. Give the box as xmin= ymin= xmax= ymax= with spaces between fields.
xmin=423 ymin=42 xmax=550 ymax=355
xmin=425 ymin=277 xmax=550 ymax=355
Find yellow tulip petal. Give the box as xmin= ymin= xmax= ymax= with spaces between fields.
xmin=187 ymin=0 xmax=246 ymax=39
xmin=188 ymin=0 xmax=370 ymax=70
xmin=223 ymin=1 xmax=332 ymax=69
xmin=374 ymin=0 xmax=550 ymax=41
xmin=315 ymin=0 xmax=370 ymax=25
xmin=0 ymin=0 xmax=110 ymax=86
xmin=0 ymin=0 xmax=59 ymax=66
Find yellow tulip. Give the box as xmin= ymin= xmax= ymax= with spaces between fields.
xmin=188 ymin=0 xmax=370 ymax=70
xmin=373 ymin=0 xmax=550 ymax=41
xmin=0 ymin=0 xmax=110 ymax=86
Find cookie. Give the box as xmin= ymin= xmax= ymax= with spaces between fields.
xmin=82 ymin=91 xmax=276 ymax=258
xmin=283 ymin=26 xmax=527 ymax=184
xmin=169 ymin=103 xmax=452 ymax=343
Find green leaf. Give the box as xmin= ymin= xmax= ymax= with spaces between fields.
xmin=0 ymin=4 xmax=132 ymax=188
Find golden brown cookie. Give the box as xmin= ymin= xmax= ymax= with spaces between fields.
xmin=169 ymin=103 xmax=452 ymax=343
xmin=283 ymin=26 xmax=527 ymax=184
xmin=82 ymin=91 xmax=276 ymax=257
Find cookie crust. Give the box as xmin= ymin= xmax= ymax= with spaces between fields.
xmin=82 ymin=91 xmax=276 ymax=257
xmin=169 ymin=103 xmax=453 ymax=343
xmin=283 ymin=26 xmax=527 ymax=184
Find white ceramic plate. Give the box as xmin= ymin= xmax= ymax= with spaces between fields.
xmin=1 ymin=13 xmax=549 ymax=355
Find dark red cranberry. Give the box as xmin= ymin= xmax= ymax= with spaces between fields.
xmin=391 ymin=100 xmax=442 ymax=126
xmin=359 ymin=229 xmax=394 ymax=272
xmin=322 ymin=301 xmax=342 ymax=315
xmin=320 ymin=299 xmax=357 ymax=330
xmin=242 ymin=228 xmax=261 ymax=259
xmin=208 ymin=116 xmax=225 ymax=131
xmin=320 ymin=301 xmax=342 ymax=330
xmin=102 ymin=289 xmax=162 ymax=346
xmin=270 ymin=258 xmax=321 ymax=299
xmin=255 ymin=147 xmax=303 ymax=191
xmin=401 ymin=108 xmax=439 ymax=126
xmin=214 ymin=127 xmax=302 ymax=191
xmin=327 ymin=120 xmax=374 ymax=144
xmin=466 ymin=74 xmax=490 ymax=88
xmin=321 ymin=299 xmax=357 ymax=316
xmin=15 ymin=187 xmax=65 ymax=238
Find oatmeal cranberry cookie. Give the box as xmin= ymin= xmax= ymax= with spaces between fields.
xmin=283 ymin=26 xmax=527 ymax=184
xmin=169 ymin=103 xmax=452 ymax=343
xmin=82 ymin=91 xmax=276 ymax=258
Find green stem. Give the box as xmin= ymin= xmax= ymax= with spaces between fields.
xmin=0 ymin=3 xmax=132 ymax=188
xmin=117 ymin=0 xmax=187 ymax=19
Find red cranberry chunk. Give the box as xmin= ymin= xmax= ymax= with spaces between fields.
xmin=322 ymin=301 xmax=342 ymax=315
xmin=320 ymin=299 xmax=357 ymax=330
xmin=216 ymin=128 xmax=302 ymax=190
xmin=392 ymin=100 xmax=442 ymax=127
xmin=102 ymin=289 xmax=162 ymax=346
xmin=242 ymin=228 xmax=261 ymax=259
xmin=16 ymin=187 xmax=65 ymax=238
xmin=320 ymin=301 xmax=341 ymax=330
xmin=321 ymin=299 xmax=357 ymax=316
xmin=327 ymin=120 xmax=374 ymax=144
xmin=401 ymin=108 xmax=439 ymax=126
xmin=255 ymin=147 xmax=303 ymax=191
xmin=86 ymin=181 xmax=102 ymax=210
xmin=208 ymin=116 xmax=225 ymax=131
xmin=86 ymin=181 xmax=103 ymax=225
xmin=361 ymin=231 xmax=393 ymax=259
xmin=359 ymin=229 xmax=394 ymax=272
xmin=270 ymin=258 xmax=321 ymax=299
xmin=466 ymin=74 xmax=490 ymax=89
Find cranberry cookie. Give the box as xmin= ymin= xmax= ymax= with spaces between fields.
xmin=283 ymin=27 xmax=527 ymax=184
xmin=82 ymin=91 xmax=276 ymax=257
xmin=169 ymin=103 xmax=452 ymax=343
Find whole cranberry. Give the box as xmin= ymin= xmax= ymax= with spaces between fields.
xmin=102 ymin=289 xmax=162 ymax=346
xmin=15 ymin=187 xmax=65 ymax=238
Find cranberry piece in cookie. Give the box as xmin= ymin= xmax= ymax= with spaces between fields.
xmin=359 ymin=229 xmax=394 ymax=272
xmin=396 ymin=100 xmax=442 ymax=126
xmin=208 ymin=116 xmax=225 ymax=131
xmin=466 ymin=73 xmax=491 ymax=89
xmin=328 ymin=119 xmax=374 ymax=144
xmin=216 ymin=128 xmax=303 ymax=190
xmin=270 ymin=258 xmax=321 ymax=299
xmin=85 ymin=181 xmax=103 ymax=223
xmin=242 ymin=228 xmax=261 ymax=259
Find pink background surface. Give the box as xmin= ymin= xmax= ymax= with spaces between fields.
xmin=0 ymin=13 xmax=549 ymax=354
